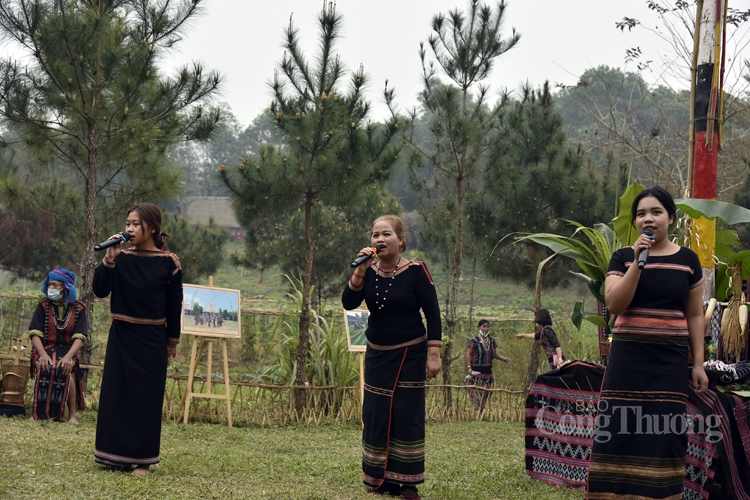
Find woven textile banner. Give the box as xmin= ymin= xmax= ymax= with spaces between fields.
xmin=525 ymin=361 xmax=750 ymax=499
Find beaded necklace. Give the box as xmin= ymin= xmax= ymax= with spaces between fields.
xmin=478 ymin=331 xmax=491 ymax=351
xmin=52 ymin=304 xmax=74 ymax=330
xmin=374 ymin=256 xmax=401 ymax=310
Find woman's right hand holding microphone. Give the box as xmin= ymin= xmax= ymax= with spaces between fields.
xmin=352 ymin=247 xmax=378 ymax=281
xmin=632 ymin=231 xmax=654 ymax=267
xmin=105 ymin=233 xmax=125 ymax=263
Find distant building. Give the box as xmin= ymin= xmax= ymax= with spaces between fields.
xmin=182 ymin=196 xmax=245 ymax=243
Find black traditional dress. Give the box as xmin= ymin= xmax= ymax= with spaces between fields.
xmin=587 ymin=246 xmax=703 ymax=499
xmin=536 ymin=325 xmax=565 ymax=371
xmin=342 ymin=260 xmax=441 ymax=489
xmin=467 ymin=334 xmax=497 ymax=410
xmin=28 ymin=299 xmax=87 ymax=420
xmin=93 ymin=248 xmax=182 ymax=468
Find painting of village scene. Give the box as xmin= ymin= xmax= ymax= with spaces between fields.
xmin=344 ymin=310 xmax=369 ymax=352
xmin=182 ymin=284 xmax=241 ymax=339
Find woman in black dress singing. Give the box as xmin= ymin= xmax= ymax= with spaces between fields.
xmin=587 ymin=187 xmax=708 ymax=499
xmin=93 ymin=203 xmax=183 ymax=475
xmin=342 ymin=215 xmax=441 ymax=500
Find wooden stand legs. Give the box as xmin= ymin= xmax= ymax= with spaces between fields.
xmin=182 ymin=335 xmax=233 ymax=427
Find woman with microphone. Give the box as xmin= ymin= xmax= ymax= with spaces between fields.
xmin=587 ymin=187 xmax=708 ymax=499
xmin=93 ymin=203 xmax=183 ymax=475
xmin=342 ymin=215 xmax=441 ymax=500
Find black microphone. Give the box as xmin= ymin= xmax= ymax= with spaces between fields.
xmin=350 ymin=245 xmax=385 ymax=268
xmin=637 ymin=229 xmax=653 ymax=270
xmin=94 ymin=232 xmax=132 ymax=251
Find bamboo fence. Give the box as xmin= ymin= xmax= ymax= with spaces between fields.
xmin=1 ymin=292 xmax=528 ymax=426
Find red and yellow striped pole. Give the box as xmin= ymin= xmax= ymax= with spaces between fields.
xmin=691 ymin=0 xmax=726 ymax=298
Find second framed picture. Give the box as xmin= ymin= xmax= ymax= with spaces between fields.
xmin=344 ymin=309 xmax=369 ymax=352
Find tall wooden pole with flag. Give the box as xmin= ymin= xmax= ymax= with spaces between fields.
xmin=690 ymin=0 xmax=727 ymax=299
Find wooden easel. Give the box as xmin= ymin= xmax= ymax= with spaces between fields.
xmin=182 ymin=276 xmax=233 ymax=427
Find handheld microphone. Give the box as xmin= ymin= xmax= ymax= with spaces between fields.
xmin=637 ymin=229 xmax=653 ymax=270
xmin=94 ymin=232 xmax=132 ymax=251
xmin=350 ymin=245 xmax=385 ymax=268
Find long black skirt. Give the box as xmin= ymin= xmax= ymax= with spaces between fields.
xmin=587 ymin=308 xmax=690 ymax=499
xmin=94 ymin=321 xmax=168 ymax=468
xmin=362 ymin=339 xmax=427 ymax=488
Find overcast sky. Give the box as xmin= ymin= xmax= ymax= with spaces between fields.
xmin=168 ymin=0 xmax=686 ymax=125
xmin=3 ymin=1 xmax=747 ymax=126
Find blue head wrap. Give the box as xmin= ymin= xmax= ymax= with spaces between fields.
xmin=41 ymin=268 xmax=77 ymax=304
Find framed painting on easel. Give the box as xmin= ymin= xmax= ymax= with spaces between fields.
xmin=344 ymin=309 xmax=369 ymax=352
xmin=181 ymin=282 xmax=241 ymax=427
xmin=181 ymin=284 xmax=241 ymax=339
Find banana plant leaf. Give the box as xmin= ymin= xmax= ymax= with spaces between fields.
xmin=715 ymin=250 xmax=750 ymax=302
xmin=517 ymin=218 xmax=621 ymax=307
xmin=584 ymin=315 xmax=609 ymax=329
xmin=571 ymin=300 xmax=611 ymax=332
xmin=715 ymin=228 xmax=741 ymax=260
xmin=570 ymin=272 xmax=605 ymax=304
xmin=675 ymin=198 xmax=750 ymax=225
xmin=571 ymin=301 xmax=585 ymax=330
xmin=612 ymin=182 xmax=646 ymax=246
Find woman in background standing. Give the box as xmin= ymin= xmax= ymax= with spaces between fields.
xmin=466 ymin=319 xmax=510 ymax=411
xmin=515 ymin=309 xmax=565 ymax=370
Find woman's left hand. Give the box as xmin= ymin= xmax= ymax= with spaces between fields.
xmin=426 ymin=356 xmax=441 ymax=379
xmin=501 ymin=356 xmax=511 ymax=363
xmin=690 ymin=365 xmax=709 ymax=394
xmin=56 ymin=356 xmax=75 ymax=375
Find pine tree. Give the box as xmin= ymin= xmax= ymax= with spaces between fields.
xmin=388 ymin=0 xmax=520 ymax=401
xmin=162 ymin=214 xmax=229 ymax=284
xmin=221 ymin=3 xmax=400 ymax=413
xmin=231 ymin=185 xmax=399 ymax=302
xmin=477 ymin=82 xmax=610 ymax=386
xmin=0 ymin=0 xmax=221 ymax=366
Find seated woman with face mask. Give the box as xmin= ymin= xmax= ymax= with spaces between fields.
xmin=28 ymin=268 xmax=87 ymax=423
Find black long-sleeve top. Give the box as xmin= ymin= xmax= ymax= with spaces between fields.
xmin=93 ymin=248 xmax=183 ymax=340
xmin=342 ymin=260 xmax=442 ymax=348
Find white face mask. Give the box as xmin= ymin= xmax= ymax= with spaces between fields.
xmin=47 ymin=289 xmax=64 ymax=302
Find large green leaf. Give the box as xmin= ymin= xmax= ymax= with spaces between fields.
xmin=715 ymin=252 xmax=750 ymax=301
xmin=570 ymin=272 xmax=594 ymax=286
xmin=715 ymin=228 xmax=741 ymax=260
xmin=723 ymin=249 xmax=750 ymax=265
xmin=674 ymin=198 xmax=750 ymax=225
xmin=571 ymin=301 xmax=585 ymax=331
xmin=612 ymin=182 xmax=646 ymax=246
xmin=584 ymin=315 xmax=609 ymax=329
xmin=716 ymin=264 xmax=731 ymax=302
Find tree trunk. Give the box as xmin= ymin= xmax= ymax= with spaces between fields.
xmin=295 ymin=191 xmax=315 ymax=415
xmin=468 ymin=255 xmax=477 ymax=329
xmin=442 ymin=174 xmax=464 ymax=408
xmin=525 ymin=243 xmax=542 ymax=390
xmin=78 ymin=131 xmax=99 ymax=393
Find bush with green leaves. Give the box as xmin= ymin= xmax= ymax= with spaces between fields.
xmin=254 ymin=277 xmax=358 ymax=388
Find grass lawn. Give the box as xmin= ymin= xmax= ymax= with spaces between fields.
xmin=1 ymin=414 xmax=583 ymax=500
